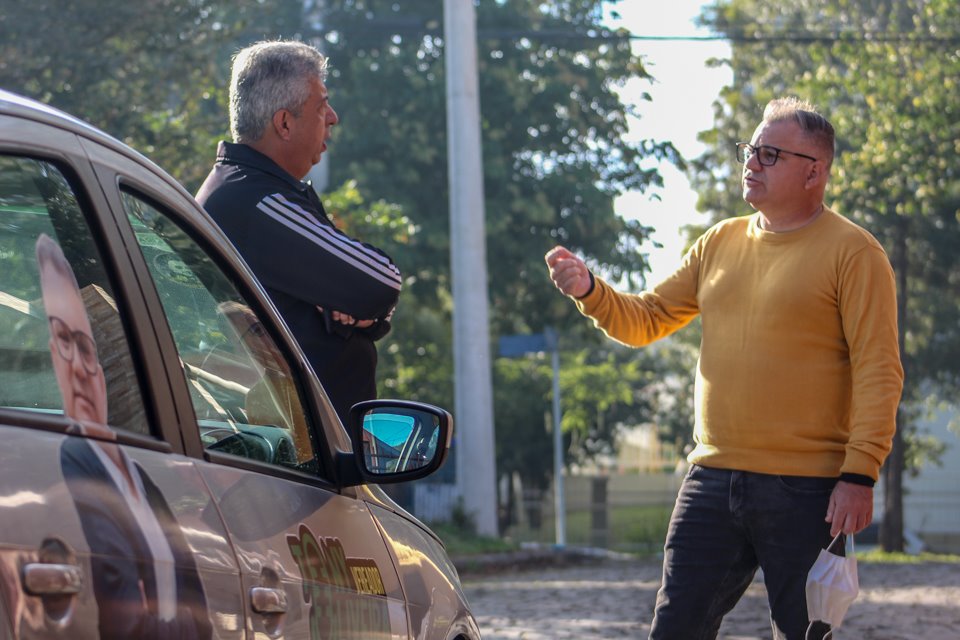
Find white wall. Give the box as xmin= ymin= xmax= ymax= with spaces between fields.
xmin=878 ymin=402 xmax=960 ymax=552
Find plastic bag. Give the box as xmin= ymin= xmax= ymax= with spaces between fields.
xmin=805 ymin=533 xmax=858 ymax=637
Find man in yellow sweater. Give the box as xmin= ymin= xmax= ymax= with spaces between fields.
xmin=545 ymin=97 xmax=903 ymax=639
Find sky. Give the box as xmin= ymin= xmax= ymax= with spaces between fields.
xmin=605 ymin=1 xmax=732 ymax=284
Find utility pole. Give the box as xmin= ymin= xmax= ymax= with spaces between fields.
xmin=443 ymin=0 xmax=498 ymax=536
xmin=546 ymin=327 xmax=566 ymax=547
xmin=499 ymin=329 xmax=566 ymax=546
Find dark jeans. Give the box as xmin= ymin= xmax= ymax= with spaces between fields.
xmin=649 ymin=465 xmax=836 ymax=640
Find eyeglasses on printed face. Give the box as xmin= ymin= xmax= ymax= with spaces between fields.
xmin=736 ymin=142 xmax=818 ymax=167
xmin=241 ymin=320 xmax=268 ymax=341
xmin=48 ymin=315 xmax=99 ymax=375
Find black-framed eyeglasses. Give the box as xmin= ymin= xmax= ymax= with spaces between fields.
xmin=736 ymin=142 xmax=818 ymax=167
xmin=48 ymin=316 xmax=99 ymax=375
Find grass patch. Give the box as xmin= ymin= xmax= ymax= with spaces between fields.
xmin=428 ymin=521 xmax=518 ymax=556
xmin=565 ymin=504 xmax=671 ymax=552
xmin=859 ymin=549 xmax=960 ymax=564
xmin=503 ymin=503 xmax=672 ymax=555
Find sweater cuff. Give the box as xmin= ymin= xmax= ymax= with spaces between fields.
xmin=839 ymin=472 xmax=875 ymax=487
xmin=575 ymin=272 xmax=596 ymax=300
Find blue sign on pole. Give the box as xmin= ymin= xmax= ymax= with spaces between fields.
xmin=498 ymin=333 xmax=549 ymax=357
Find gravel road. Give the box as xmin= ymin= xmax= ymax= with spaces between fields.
xmin=461 ymin=555 xmax=960 ymax=639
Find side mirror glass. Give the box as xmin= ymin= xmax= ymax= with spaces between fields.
xmin=362 ymin=408 xmax=440 ymax=474
xmin=340 ymin=400 xmax=452 ymax=486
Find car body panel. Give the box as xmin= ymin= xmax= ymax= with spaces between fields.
xmin=369 ymin=503 xmax=480 ymax=640
xmin=0 ymin=423 xmax=243 ymax=639
xmin=198 ymin=463 xmax=408 ymax=638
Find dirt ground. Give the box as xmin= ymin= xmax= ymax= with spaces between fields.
xmin=461 ymin=555 xmax=960 ymax=639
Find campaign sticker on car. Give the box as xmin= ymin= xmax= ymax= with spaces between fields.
xmin=287 ymin=524 xmax=391 ymax=636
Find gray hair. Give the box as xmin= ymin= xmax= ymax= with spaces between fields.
xmin=763 ymin=97 xmax=835 ymax=166
xmin=36 ymin=233 xmax=80 ymax=292
xmin=229 ymin=40 xmax=329 ymax=143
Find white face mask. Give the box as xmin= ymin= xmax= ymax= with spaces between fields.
xmin=805 ymin=534 xmax=859 ymax=636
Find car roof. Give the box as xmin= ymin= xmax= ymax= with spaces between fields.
xmin=0 ymin=88 xmax=179 ymax=187
xmin=0 ymin=89 xmax=98 ymax=131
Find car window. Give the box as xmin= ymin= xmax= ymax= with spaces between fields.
xmin=0 ymin=154 xmax=149 ymax=434
xmin=119 ymin=188 xmax=320 ymax=473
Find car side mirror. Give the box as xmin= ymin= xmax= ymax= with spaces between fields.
xmin=336 ymin=399 xmax=452 ymax=487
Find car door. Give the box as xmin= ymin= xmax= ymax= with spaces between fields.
xmin=0 ymin=117 xmax=242 ymax=639
xmin=81 ymin=139 xmax=412 ymax=639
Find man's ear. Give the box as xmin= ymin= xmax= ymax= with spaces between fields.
xmin=805 ymin=161 xmax=829 ymax=190
xmin=271 ymin=109 xmax=293 ymax=141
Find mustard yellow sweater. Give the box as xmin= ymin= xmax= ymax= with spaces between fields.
xmin=577 ymin=209 xmax=903 ymax=480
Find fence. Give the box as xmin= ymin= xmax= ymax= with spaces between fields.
xmin=412 ymin=468 xmax=960 ymax=554
xmin=501 ymin=472 xmax=684 ymax=553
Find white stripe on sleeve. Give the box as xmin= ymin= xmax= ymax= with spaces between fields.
xmin=272 ymin=193 xmax=401 ymax=280
xmin=256 ymin=194 xmax=402 ymax=291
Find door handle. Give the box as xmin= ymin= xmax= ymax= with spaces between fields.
xmin=250 ymin=586 xmax=287 ymax=614
xmin=22 ymin=562 xmax=83 ymax=596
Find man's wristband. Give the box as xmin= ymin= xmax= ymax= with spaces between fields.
xmin=839 ymin=472 xmax=875 ymax=487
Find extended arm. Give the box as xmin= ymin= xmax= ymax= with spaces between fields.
xmin=545 ymin=244 xmax=701 ymax=348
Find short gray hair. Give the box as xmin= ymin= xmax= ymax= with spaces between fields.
xmin=229 ymin=40 xmax=329 ymax=143
xmin=36 ymin=233 xmax=80 ymax=292
xmin=763 ymin=97 xmax=835 ymax=165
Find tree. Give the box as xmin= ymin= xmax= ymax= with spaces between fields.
xmin=311 ymin=0 xmax=685 ymax=498
xmin=311 ymin=1 xmax=678 ymax=331
xmin=694 ymin=0 xmax=960 ymax=551
xmin=0 ymin=0 xmax=311 ymax=190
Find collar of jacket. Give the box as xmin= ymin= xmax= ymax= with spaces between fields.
xmin=214 ymin=141 xmax=314 ymax=195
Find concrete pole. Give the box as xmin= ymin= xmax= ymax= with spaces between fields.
xmin=443 ymin=0 xmax=498 ymax=536
xmin=547 ymin=327 xmax=566 ymax=547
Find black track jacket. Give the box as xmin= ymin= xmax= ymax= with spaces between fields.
xmin=196 ymin=142 xmax=401 ymax=423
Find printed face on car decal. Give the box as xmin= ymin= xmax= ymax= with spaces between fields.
xmin=36 ymin=233 xmax=109 ymax=429
xmin=37 ymin=233 xmax=213 ymax=639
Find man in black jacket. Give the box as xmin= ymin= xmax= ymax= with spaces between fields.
xmin=197 ymin=40 xmax=402 ymax=424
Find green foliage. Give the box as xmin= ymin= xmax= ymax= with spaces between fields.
xmin=493 ymin=338 xmax=696 ymax=493
xmin=559 ymin=349 xmax=653 ymax=463
xmin=615 ymin=504 xmax=672 ymax=554
xmin=0 ymin=0 xmax=311 ymax=190
xmin=315 ymin=0 xmax=690 ymax=488
xmin=645 ymin=336 xmax=699 ymax=455
xmin=319 ymin=179 xmax=457 ymax=404
xmin=493 ymin=356 xmax=554 ymax=490
xmin=429 ymin=497 xmax=518 ymax=556
xmin=508 ymin=503 xmax=672 ymax=554
xmin=316 ymin=0 xmax=680 ymax=330
xmin=427 ymin=521 xmax=518 ymax=557
xmin=322 ymin=179 xmax=419 ymax=266
xmin=858 ymin=550 xmax=960 ymax=564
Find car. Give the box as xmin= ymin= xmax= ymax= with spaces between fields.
xmin=0 ymin=89 xmax=481 ymax=640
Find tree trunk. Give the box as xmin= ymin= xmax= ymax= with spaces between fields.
xmin=880 ymin=217 xmax=908 ymax=552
